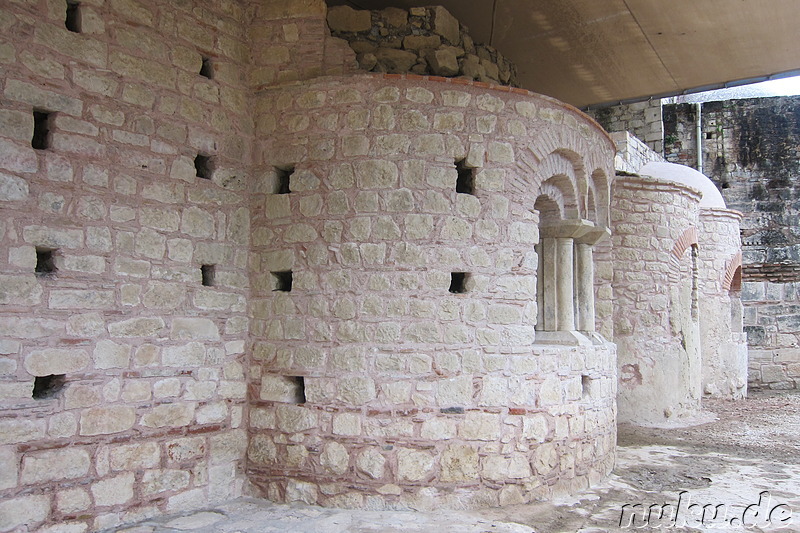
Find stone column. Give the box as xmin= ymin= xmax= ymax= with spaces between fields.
xmin=574 ymin=226 xmax=611 ymax=333
xmin=555 ymin=237 xmax=575 ymax=331
xmin=574 ymin=242 xmax=594 ymax=332
xmin=539 ymin=238 xmax=558 ymax=331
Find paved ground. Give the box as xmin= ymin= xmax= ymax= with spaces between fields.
xmin=116 ymin=391 xmax=800 ymax=532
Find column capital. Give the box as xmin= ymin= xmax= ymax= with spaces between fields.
xmin=540 ymin=219 xmax=608 ymax=242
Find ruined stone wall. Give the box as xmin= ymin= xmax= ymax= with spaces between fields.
xmin=612 ymin=177 xmax=702 ymax=423
xmin=698 ymin=210 xmax=748 ymax=399
xmin=326 ymin=5 xmax=517 ymax=86
xmin=247 ymin=74 xmax=617 ymax=509
xmin=663 ymin=98 xmax=800 ymax=390
xmin=0 ymin=1 xmax=255 ymax=530
xmin=588 ymin=100 xmax=664 ymax=154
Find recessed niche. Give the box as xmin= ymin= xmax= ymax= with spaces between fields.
xmin=35 ymin=247 xmax=57 ymax=276
xmin=455 ymin=158 xmax=475 ymax=195
xmin=33 ymin=374 xmax=65 ymax=399
xmin=32 ymin=111 xmax=52 ymax=150
xmin=200 ymin=57 xmax=214 ymax=79
xmin=274 ymin=166 xmax=294 ymax=194
xmin=449 ymin=272 xmax=469 ymax=294
xmin=65 ymin=0 xmax=81 ymax=33
xmin=201 ymin=264 xmax=216 ymax=287
xmin=194 ymin=154 xmax=214 ymax=180
xmin=290 ymin=376 xmax=306 ymax=404
xmin=582 ymin=375 xmax=591 ymax=398
xmin=271 ymin=271 xmax=293 ymax=292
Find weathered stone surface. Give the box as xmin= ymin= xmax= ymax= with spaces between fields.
xmin=21 ymin=448 xmax=91 ymax=484
xmin=140 ymin=403 xmax=195 ymax=428
xmin=92 ymin=472 xmax=135 ymax=507
xmin=327 ymin=5 xmax=372 ymax=32
xmin=356 ymin=448 xmax=385 ymax=479
xmin=142 ymin=469 xmax=191 ymax=496
xmin=441 ymin=444 xmax=479 ymax=482
xmin=24 ymin=348 xmax=89 ymax=376
xmin=0 ymin=172 xmax=29 ymax=201
xmin=93 ymin=340 xmax=131 ymax=369
xmin=0 ymin=275 xmax=42 ymax=305
xmin=108 ymin=317 xmax=166 ymax=337
xmin=162 ymin=342 xmax=206 ymax=366
xmin=109 ymin=442 xmax=161 ymax=471
xmin=397 ymin=448 xmax=434 ymax=482
xmin=0 ymin=495 xmax=50 ymax=531
xmin=374 ymin=48 xmax=418 ymax=74
xmin=432 ymin=6 xmax=460 ymax=44
xmin=427 ymin=48 xmax=459 ymax=76
xmin=320 ymin=442 xmax=349 ymax=475
xmin=80 ymin=406 xmax=136 ymax=435
xmin=170 ymin=318 xmax=220 ymax=340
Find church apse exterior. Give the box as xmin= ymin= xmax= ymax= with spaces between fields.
xmin=0 ymin=0 xmax=744 ymax=530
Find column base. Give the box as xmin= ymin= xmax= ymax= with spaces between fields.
xmin=534 ymin=330 xmax=593 ymax=346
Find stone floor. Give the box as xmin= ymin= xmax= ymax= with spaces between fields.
xmin=115 ymin=391 xmax=800 ymax=532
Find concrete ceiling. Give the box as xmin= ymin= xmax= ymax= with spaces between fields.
xmin=329 ymin=0 xmax=800 ymax=108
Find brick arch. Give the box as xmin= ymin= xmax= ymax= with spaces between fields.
xmin=668 ymin=227 xmax=699 ymax=283
xmin=589 ymin=167 xmax=610 ymax=227
xmin=530 ymin=152 xmax=582 ymax=219
xmin=535 ymin=182 xmax=567 ymax=221
xmin=723 ymin=252 xmax=743 ymax=292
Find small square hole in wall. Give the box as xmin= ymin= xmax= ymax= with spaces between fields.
xmin=582 ymin=375 xmax=592 ymax=398
xmin=33 ymin=374 xmax=66 ymax=399
xmin=32 ymin=111 xmax=52 ymax=150
xmin=274 ymin=166 xmax=294 ymax=194
xmin=199 ymin=57 xmax=214 ymax=79
xmin=449 ymin=272 xmax=469 ymax=294
xmin=35 ymin=247 xmax=57 ymax=276
xmin=291 ymin=376 xmax=306 ymax=404
xmin=201 ymin=264 xmax=216 ymax=287
xmin=65 ymin=0 xmax=81 ymax=33
xmin=195 ymin=154 xmax=214 ymax=180
xmin=271 ymin=271 xmax=293 ymax=292
xmin=455 ymin=158 xmax=475 ymax=195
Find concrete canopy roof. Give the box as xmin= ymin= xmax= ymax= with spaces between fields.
xmin=328 ymin=0 xmax=800 ymax=108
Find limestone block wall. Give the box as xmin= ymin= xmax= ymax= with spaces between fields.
xmin=698 ymin=209 xmax=748 ymax=399
xmin=0 ymin=1 xmax=254 ymax=530
xmin=327 ymin=5 xmax=518 ymax=86
xmin=589 ymin=100 xmax=664 ymax=155
xmin=612 ymin=177 xmax=702 ymax=424
xmin=608 ymin=131 xmax=665 ymax=174
xmin=247 ymin=74 xmax=617 ymax=509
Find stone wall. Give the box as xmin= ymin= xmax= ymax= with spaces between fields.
xmin=612 ymin=177 xmax=702 ymax=423
xmin=589 ymin=100 xmax=664 ymax=154
xmin=326 ymin=5 xmax=518 ymax=86
xmin=0 ymin=0 xmax=619 ymax=527
xmin=247 ymin=74 xmax=617 ymax=509
xmin=0 ymin=1 xmax=256 ymax=530
xmin=697 ymin=210 xmax=748 ymax=399
xmin=608 ymin=131 xmax=665 ymax=174
xmin=663 ymin=97 xmax=800 ymax=390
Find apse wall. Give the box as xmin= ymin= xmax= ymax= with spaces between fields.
xmin=247 ymin=74 xmax=617 ymax=509
xmin=612 ymin=176 xmax=702 ymax=424
xmin=698 ymin=209 xmax=747 ymax=399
